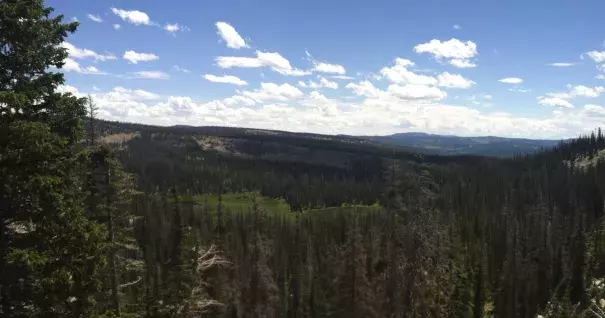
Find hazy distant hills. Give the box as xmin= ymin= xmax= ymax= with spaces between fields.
xmin=99 ymin=120 xmax=564 ymax=158
xmin=366 ymin=132 xmax=564 ymax=157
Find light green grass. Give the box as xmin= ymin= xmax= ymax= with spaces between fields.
xmin=180 ymin=192 xmax=381 ymax=218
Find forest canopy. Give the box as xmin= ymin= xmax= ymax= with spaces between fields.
xmin=3 ymin=1 xmax=605 ymax=317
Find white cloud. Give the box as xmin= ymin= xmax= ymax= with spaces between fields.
xmin=134 ymin=71 xmax=169 ymax=79
xmin=223 ymin=95 xmax=256 ymax=106
xmin=242 ymin=82 xmax=303 ymax=102
xmin=165 ymin=23 xmax=186 ymax=33
xmin=300 ymin=91 xmax=340 ymax=116
xmin=388 ymin=84 xmax=447 ymax=101
xmin=414 ymin=38 xmax=478 ymax=68
xmin=87 ymin=14 xmax=103 ymax=23
xmin=538 ymin=97 xmax=574 ymax=108
xmin=61 ymin=58 xmax=106 ymax=74
xmin=453 ymin=24 xmax=461 ymax=30
xmin=509 ymin=88 xmax=531 ymax=93
xmin=319 ymin=78 xmax=338 ymax=89
xmin=548 ymin=62 xmax=576 ymax=67
xmin=437 ymin=72 xmax=475 ymax=89
xmin=74 ymin=80 xmax=603 ymax=139
xmin=216 ymin=51 xmax=310 ymax=76
xmin=499 ymin=77 xmax=523 ymax=84
xmin=449 ymin=59 xmax=477 ymax=68
xmin=313 ymin=61 xmax=346 ymax=75
xmin=546 ymin=85 xmax=605 ymax=100
xmin=346 ymin=81 xmax=384 ymax=99
xmin=332 ymin=75 xmax=355 ymax=80
xmin=584 ymin=104 xmax=605 ymax=116
xmin=380 ymin=58 xmax=437 ymax=85
xmin=111 ymin=8 xmax=152 ymax=25
xmin=123 ymin=50 xmax=159 ymax=64
xmin=301 ymin=77 xmax=339 ymax=89
xmin=566 ymin=85 xmax=604 ymax=98
xmin=585 ymin=51 xmax=605 ymax=63
xmin=107 ymin=87 xmax=160 ymax=100
xmin=172 ymin=65 xmax=190 ymax=73
xmin=204 ymin=74 xmax=248 ymax=86
xmin=56 ymin=84 xmax=80 ymax=95
xmin=216 ymin=22 xmax=248 ymax=49
xmin=61 ymin=42 xmax=116 ymax=61
xmin=113 ymin=24 xmax=121 ymax=30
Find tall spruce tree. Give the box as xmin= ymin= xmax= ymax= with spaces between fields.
xmin=0 ymin=1 xmax=107 ymax=316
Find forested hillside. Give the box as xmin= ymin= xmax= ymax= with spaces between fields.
xmin=4 ymin=1 xmax=605 ymax=317
xmin=368 ymin=132 xmax=562 ymax=157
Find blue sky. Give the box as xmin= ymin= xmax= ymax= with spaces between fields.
xmin=48 ymin=0 xmax=605 ymax=138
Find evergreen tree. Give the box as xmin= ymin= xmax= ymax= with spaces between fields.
xmin=0 ymin=1 xmax=107 ymax=316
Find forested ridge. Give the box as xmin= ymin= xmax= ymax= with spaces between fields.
xmin=4 ymin=1 xmax=605 ymax=317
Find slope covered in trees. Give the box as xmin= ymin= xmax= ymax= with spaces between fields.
xmin=5 ymin=1 xmax=605 ymax=317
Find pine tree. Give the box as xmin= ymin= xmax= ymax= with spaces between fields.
xmin=0 ymin=1 xmax=107 ymax=316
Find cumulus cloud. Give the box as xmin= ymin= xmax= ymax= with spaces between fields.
xmin=567 ymin=85 xmax=604 ymax=98
xmin=388 ymin=84 xmax=447 ymax=101
xmin=414 ymin=38 xmax=478 ymax=68
xmin=69 ymin=79 xmax=602 ymax=139
xmin=123 ymin=50 xmax=159 ymax=64
xmin=499 ymin=77 xmax=523 ymax=84
xmin=449 ymin=59 xmax=477 ymax=68
xmin=106 ymin=87 xmax=160 ymax=100
xmin=453 ymin=24 xmax=461 ymax=30
xmin=584 ymin=104 xmax=605 ymax=116
xmin=111 ymin=8 xmax=153 ymax=25
xmin=379 ymin=59 xmax=473 ymax=92
xmin=204 ymin=74 xmax=248 ymax=86
xmin=61 ymin=42 xmax=116 ymax=61
xmin=437 ymin=72 xmax=475 ymax=89
xmin=380 ymin=58 xmax=437 ymax=85
xmin=56 ymin=84 xmax=80 ymax=95
xmin=538 ymin=97 xmax=574 ymax=108
xmin=134 ymin=71 xmax=169 ymax=79
xmin=242 ymin=82 xmax=304 ymax=102
xmin=346 ymin=81 xmax=384 ymax=99
xmin=299 ymin=77 xmax=339 ymax=89
xmin=332 ymin=75 xmax=355 ymax=80
xmin=61 ymin=58 xmax=106 ymax=74
xmin=313 ymin=62 xmax=346 ymax=74
xmin=546 ymin=85 xmax=605 ymax=99
xmin=585 ymin=51 xmax=605 ymax=63
xmin=113 ymin=24 xmax=121 ymax=30
xmin=87 ymin=14 xmax=103 ymax=23
xmin=216 ymin=22 xmax=248 ymax=49
xmin=216 ymin=51 xmax=310 ymax=76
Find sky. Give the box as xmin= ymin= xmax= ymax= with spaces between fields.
xmin=47 ymin=0 xmax=605 ymax=139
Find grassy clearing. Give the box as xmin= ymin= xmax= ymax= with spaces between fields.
xmin=189 ymin=192 xmax=291 ymax=215
xmin=179 ymin=192 xmax=381 ymax=219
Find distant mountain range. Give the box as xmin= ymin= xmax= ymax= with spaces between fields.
xmin=101 ymin=120 xmax=566 ymax=158
xmin=365 ymin=132 xmax=565 ymax=157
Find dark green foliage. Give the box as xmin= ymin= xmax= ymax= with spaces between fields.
xmin=0 ymin=1 xmax=109 ymax=316
xmin=6 ymin=2 xmax=605 ymax=317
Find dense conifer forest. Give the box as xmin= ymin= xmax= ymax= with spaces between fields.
xmin=5 ymin=1 xmax=605 ymax=317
